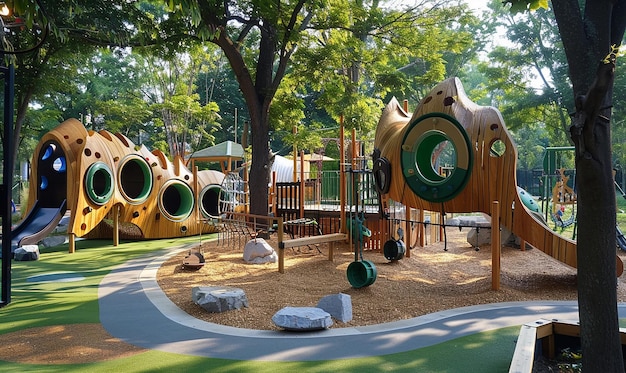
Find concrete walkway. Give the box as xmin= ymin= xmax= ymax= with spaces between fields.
xmin=98 ymin=248 xmax=626 ymax=362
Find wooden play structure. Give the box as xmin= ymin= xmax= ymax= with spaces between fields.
xmin=373 ymin=77 xmax=622 ymax=275
xmin=15 ymin=78 xmax=622 ymax=281
xmin=18 ymin=119 xmax=227 ymax=253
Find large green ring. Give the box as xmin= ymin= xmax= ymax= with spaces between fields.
xmin=400 ymin=113 xmax=472 ymax=202
xmin=85 ymin=162 xmax=114 ymax=205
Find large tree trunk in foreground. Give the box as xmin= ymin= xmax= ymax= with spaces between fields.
xmin=570 ymin=54 xmax=623 ymax=372
xmin=551 ymin=0 xmax=626 ymax=369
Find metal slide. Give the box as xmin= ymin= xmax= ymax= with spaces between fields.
xmin=9 ymin=199 xmax=67 ymax=250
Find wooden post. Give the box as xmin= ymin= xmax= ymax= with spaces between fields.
xmin=271 ymin=171 xmax=277 ymax=217
xmin=68 ymin=233 xmax=75 ymax=253
xmin=113 ymin=204 xmax=119 ymax=246
xmin=277 ymin=218 xmax=284 ymax=273
xmin=430 ymin=211 xmax=437 ymax=242
xmin=339 ymin=117 xmax=346 ymax=234
xmin=491 ymin=201 xmax=501 ymax=290
xmin=292 ymin=126 xmax=297 ymax=182
xmin=299 ymin=150 xmax=305 ymax=218
xmin=419 ymin=209 xmax=425 ymax=246
xmin=243 ymin=161 xmax=249 ymax=213
xmin=405 ymin=206 xmax=411 ymax=257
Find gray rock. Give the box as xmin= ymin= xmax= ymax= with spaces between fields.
xmin=52 ymin=219 xmax=68 ymax=234
xmin=243 ymin=238 xmax=277 ymax=263
xmin=466 ymin=225 xmax=515 ymax=247
xmin=456 ymin=215 xmax=491 ymax=228
xmin=317 ymin=293 xmax=352 ymax=323
xmin=272 ymin=307 xmax=333 ymax=331
xmin=192 ymin=286 xmax=249 ymax=313
xmin=14 ymin=245 xmax=40 ymax=261
xmin=41 ymin=235 xmax=67 ymax=248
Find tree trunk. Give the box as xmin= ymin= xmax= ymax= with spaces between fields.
xmin=249 ymin=115 xmax=270 ymax=216
xmin=570 ymin=56 xmax=624 ymax=372
xmin=551 ymin=0 xmax=626 ymax=369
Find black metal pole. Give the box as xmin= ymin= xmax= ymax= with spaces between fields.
xmin=1 ymin=60 xmax=15 ymax=307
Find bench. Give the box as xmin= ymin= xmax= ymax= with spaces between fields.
xmin=277 ymin=233 xmax=348 ymax=272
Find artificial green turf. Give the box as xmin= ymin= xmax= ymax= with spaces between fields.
xmin=1 ymin=236 xmax=202 ymax=334
xmin=0 ymin=327 xmax=520 ymax=372
xmin=0 ymin=235 xmax=590 ymax=372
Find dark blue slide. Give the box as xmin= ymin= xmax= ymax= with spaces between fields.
xmin=618 ymin=225 xmax=626 ymax=252
xmin=10 ymin=199 xmax=67 ymax=249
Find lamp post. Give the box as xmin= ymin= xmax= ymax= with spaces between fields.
xmin=0 ymin=0 xmax=14 ymax=307
xmin=0 ymin=58 xmax=14 ymax=307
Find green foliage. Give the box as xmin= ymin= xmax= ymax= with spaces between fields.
xmin=504 ymin=0 xmax=549 ymax=13
xmin=292 ymin=0 xmax=477 ymax=142
xmin=476 ymin=3 xmax=573 ymax=152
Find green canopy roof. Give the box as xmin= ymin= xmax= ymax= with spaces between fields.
xmin=187 ymin=141 xmax=245 ymax=173
xmin=189 ymin=140 xmax=245 ymax=160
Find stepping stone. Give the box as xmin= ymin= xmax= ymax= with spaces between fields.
xmin=272 ymin=307 xmax=333 ymax=331
xmin=192 ymin=286 xmax=248 ymax=313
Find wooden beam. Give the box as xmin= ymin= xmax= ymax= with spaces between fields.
xmin=492 ymin=201 xmax=501 ymax=290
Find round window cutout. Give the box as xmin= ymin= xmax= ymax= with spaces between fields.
xmin=490 ymin=139 xmax=506 ymax=157
xmin=53 ymin=157 xmax=66 ymax=172
xmin=118 ymin=155 xmax=153 ymax=204
xmin=84 ymin=162 xmax=114 ymax=205
xmin=414 ymin=131 xmax=456 ymax=185
xmin=428 ymin=137 xmax=457 ymax=182
xmin=40 ymin=175 xmax=48 ymax=190
xmin=41 ymin=144 xmax=56 ymax=161
xmin=400 ymin=113 xmax=473 ymax=203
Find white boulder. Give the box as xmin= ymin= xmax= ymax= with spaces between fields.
xmin=272 ymin=307 xmax=333 ymax=331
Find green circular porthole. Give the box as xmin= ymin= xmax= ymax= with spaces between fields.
xmin=118 ymin=155 xmax=153 ymax=204
xmin=85 ymin=162 xmax=114 ymax=205
xmin=159 ymin=180 xmax=195 ymax=222
xmin=400 ymin=113 xmax=473 ymax=203
xmin=199 ymin=184 xmax=223 ymax=218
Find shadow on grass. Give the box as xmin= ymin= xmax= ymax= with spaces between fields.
xmin=0 ymin=235 xmax=561 ymax=372
xmin=0 ymin=326 xmax=519 ymax=372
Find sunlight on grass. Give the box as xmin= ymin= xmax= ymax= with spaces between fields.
xmin=0 ymin=233 xmax=607 ymax=372
xmin=0 ymin=326 xmax=520 ymax=372
xmin=0 ymin=235 xmax=207 ymax=334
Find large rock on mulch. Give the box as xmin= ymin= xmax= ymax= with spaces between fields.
xmin=317 ymin=293 xmax=352 ymax=323
xmin=243 ymin=238 xmax=277 ymax=264
xmin=466 ymin=225 xmax=516 ymax=247
xmin=192 ymin=286 xmax=249 ymax=313
xmin=272 ymin=307 xmax=333 ymax=331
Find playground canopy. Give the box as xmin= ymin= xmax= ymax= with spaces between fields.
xmin=271 ymin=153 xmax=334 ymax=183
xmin=187 ymin=140 xmax=245 ymax=173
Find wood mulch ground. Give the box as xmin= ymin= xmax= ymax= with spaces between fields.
xmin=157 ymin=228 xmax=626 ymax=330
xmin=3 ymin=227 xmax=626 ymax=365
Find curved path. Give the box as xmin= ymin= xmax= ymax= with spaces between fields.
xmin=99 ymin=248 xmax=626 ymax=362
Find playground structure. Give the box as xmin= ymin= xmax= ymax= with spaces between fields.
xmin=539 ymin=146 xmax=577 ymax=231
xmin=10 ymin=77 xmax=623 ymax=280
xmin=13 ymin=118 xmax=226 ymax=253
xmin=372 ymin=77 xmax=622 ymax=275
